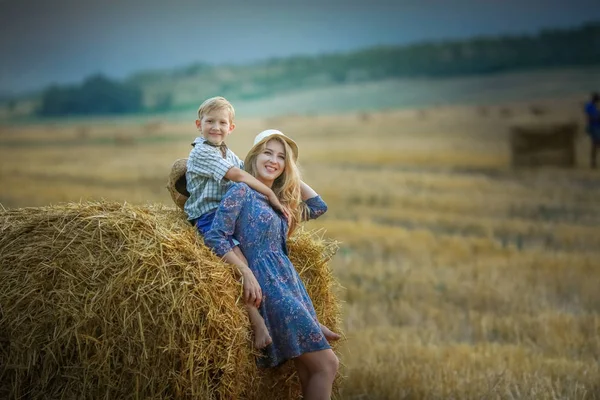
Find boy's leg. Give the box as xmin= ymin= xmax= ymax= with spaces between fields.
xmin=246 ymin=305 xmax=272 ymax=349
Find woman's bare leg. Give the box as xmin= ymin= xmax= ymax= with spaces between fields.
xmin=294 ymin=349 xmax=339 ymax=400
xmin=294 ymin=358 xmax=310 ymax=395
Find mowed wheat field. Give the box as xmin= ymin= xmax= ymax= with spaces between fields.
xmin=1 ymin=97 xmax=600 ymax=399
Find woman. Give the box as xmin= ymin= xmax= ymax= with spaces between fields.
xmin=204 ymin=129 xmax=339 ymax=400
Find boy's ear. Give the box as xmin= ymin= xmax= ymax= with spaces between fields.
xmin=195 ymin=119 xmax=201 ymax=130
xmin=229 ymin=122 xmax=236 ymax=132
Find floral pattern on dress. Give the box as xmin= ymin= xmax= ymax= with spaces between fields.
xmin=204 ymin=182 xmax=329 ymax=368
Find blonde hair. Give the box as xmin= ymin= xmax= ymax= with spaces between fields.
xmin=197 ymin=96 xmax=235 ymax=123
xmin=244 ymin=137 xmax=307 ymax=236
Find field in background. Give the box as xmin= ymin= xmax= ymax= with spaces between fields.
xmin=3 ymin=66 xmax=599 ymax=121
xmin=1 ymin=94 xmax=600 ymax=398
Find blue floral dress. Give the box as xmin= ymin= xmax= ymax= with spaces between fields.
xmin=204 ymin=182 xmax=330 ymax=368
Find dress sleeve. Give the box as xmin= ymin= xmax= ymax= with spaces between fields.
xmin=302 ymin=195 xmax=328 ymax=221
xmin=188 ymin=144 xmax=235 ymax=183
xmin=204 ymin=183 xmax=249 ymax=256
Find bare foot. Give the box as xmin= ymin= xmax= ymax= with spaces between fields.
xmin=254 ymin=324 xmax=273 ymax=349
xmin=320 ymin=323 xmax=341 ymax=341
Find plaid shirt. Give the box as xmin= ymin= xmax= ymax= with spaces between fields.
xmin=184 ymin=137 xmax=244 ymax=220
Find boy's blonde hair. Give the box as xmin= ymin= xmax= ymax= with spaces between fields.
xmin=244 ymin=137 xmax=306 ymax=237
xmin=197 ymin=96 xmax=235 ymax=123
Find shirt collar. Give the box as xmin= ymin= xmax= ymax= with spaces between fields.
xmin=192 ymin=137 xmax=228 ymax=157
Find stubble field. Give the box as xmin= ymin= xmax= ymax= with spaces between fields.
xmin=1 ymin=97 xmax=599 ymax=399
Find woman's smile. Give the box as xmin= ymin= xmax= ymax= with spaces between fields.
xmin=256 ymin=139 xmax=286 ymax=185
xmin=264 ymin=164 xmax=278 ymax=173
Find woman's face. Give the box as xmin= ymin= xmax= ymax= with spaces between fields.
xmin=255 ymin=139 xmax=286 ymax=186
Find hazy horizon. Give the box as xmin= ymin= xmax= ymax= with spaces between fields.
xmin=2 ymin=0 xmax=600 ymax=96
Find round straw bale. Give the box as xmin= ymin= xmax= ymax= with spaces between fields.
xmin=0 ymin=201 xmax=342 ymax=399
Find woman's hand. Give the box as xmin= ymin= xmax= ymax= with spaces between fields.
xmin=241 ymin=267 xmax=262 ymax=307
xmin=268 ymin=193 xmax=291 ymax=221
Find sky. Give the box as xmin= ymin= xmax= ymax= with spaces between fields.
xmin=1 ymin=0 xmax=600 ymax=95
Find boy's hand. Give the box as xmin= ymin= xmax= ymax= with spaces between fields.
xmin=241 ymin=267 xmax=262 ymax=307
xmin=268 ymin=193 xmax=291 ymax=221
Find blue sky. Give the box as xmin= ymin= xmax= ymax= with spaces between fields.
xmin=1 ymin=0 xmax=599 ymax=94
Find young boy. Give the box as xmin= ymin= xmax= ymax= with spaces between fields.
xmin=185 ymin=96 xmax=289 ymax=233
xmin=185 ymin=96 xmax=287 ymax=349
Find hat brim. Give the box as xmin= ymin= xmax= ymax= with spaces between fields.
xmin=167 ymin=158 xmax=189 ymax=210
xmin=250 ymin=134 xmax=299 ymax=161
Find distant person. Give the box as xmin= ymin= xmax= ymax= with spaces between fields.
xmin=585 ymin=92 xmax=600 ymax=168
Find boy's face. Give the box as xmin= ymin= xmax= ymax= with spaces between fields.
xmin=195 ymin=108 xmax=235 ymax=145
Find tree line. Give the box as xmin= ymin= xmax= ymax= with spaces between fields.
xmin=38 ymin=75 xmax=143 ymax=116
xmin=37 ymin=21 xmax=600 ymax=116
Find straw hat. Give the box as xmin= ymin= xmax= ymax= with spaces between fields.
xmin=250 ymin=129 xmax=298 ymax=161
xmin=167 ymin=158 xmax=189 ymax=210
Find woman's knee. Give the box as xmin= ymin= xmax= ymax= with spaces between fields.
xmin=299 ymin=349 xmax=339 ymax=377
xmin=321 ymin=351 xmax=339 ymax=378
xmin=332 ymin=353 xmax=340 ymax=374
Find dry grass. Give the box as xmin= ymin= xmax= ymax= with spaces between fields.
xmin=1 ymin=97 xmax=599 ymax=398
xmin=0 ymin=202 xmax=341 ymax=399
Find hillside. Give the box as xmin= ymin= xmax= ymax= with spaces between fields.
xmin=1 ymin=21 xmax=599 ymax=119
xmin=127 ymin=21 xmax=600 ymax=111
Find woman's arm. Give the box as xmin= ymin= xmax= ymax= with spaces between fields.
xmin=300 ymin=180 xmax=328 ymax=220
xmin=204 ymin=183 xmax=262 ymax=306
xmin=221 ymin=250 xmax=262 ymax=307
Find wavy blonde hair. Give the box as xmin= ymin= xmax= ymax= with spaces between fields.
xmin=244 ymin=137 xmax=307 ymax=236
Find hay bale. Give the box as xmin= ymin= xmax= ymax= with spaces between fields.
xmin=142 ymin=120 xmax=163 ymax=135
xmin=499 ymin=107 xmax=512 ymax=118
xmin=75 ymin=126 xmax=91 ymax=139
xmin=509 ymin=122 xmax=578 ymax=168
xmin=357 ymin=112 xmax=371 ymax=121
xmin=477 ymin=106 xmax=489 ymax=117
xmin=0 ymin=202 xmax=341 ymax=399
xmin=113 ymin=133 xmax=135 ymax=146
xmin=529 ymin=104 xmax=546 ymax=116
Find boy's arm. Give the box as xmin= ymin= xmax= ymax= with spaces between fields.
xmin=225 ymin=167 xmax=291 ymax=220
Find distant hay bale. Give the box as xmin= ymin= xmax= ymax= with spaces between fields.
xmin=357 ymin=112 xmax=371 ymax=121
xmin=499 ymin=107 xmax=512 ymax=118
xmin=75 ymin=126 xmax=90 ymax=139
xmin=113 ymin=133 xmax=135 ymax=146
xmin=142 ymin=120 xmax=163 ymax=135
xmin=529 ymin=104 xmax=546 ymax=116
xmin=477 ymin=106 xmax=489 ymax=117
xmin=509 ymin=122 xmax=578 ymax=168
xmin=0 ymin=202 xmax=341 ymax=399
